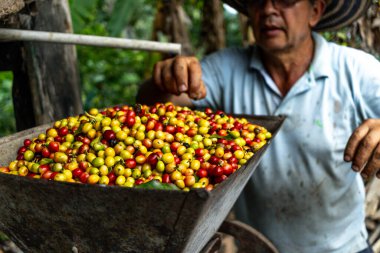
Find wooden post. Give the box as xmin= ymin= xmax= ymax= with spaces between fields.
xmin=20 ymin=0 xmax=83 ymax=127
xmin=201 ymin=0 xmax=225 ymax=55
xmin=0 ymin=0 xmax=83 ymax=132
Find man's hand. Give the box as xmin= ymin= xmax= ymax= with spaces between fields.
xmin=344 ymin=119 xmax=380 ymax=179
xmin=153 ymin=56 xmax=206 ymax=100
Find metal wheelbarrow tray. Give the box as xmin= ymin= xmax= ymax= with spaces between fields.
xmin=0 ymin=115 xmax=284 ymax=253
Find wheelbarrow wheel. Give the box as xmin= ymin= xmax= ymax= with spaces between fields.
xmin=199 ymin=233 xmax=223 ymax=253
xmin=217 ymin=219 xmax=279 ymax=253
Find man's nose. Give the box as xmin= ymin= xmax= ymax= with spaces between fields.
xmin=261 ymin=0 xmax=279 ymax=15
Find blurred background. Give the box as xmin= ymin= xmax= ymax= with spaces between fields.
xmin=0 ymin=0 xmax=379 ymax=137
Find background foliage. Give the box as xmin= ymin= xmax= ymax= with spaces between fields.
xmin=70 ymin=0 xmax=155 ymax=110
xmin=0 ymin=0 xmax=378 ymax=137
xmin=0 ymin=72 xmax=15 ymax=136
xmin=71 ymin=0 xmax=242 ymax=111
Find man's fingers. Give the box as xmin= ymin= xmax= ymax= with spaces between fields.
xmin=152 ymin=56 xmax=204 ymax=99
xmin=345 ymin=119 xmax=380 ymax=179
xmin=187 ymin=59 xmax=204 ymax=99
xmin=344 ymin=125 xmax=370 ymax=164
xmin=162 ymin=62 xmax=179 ymax=95
xmin=173 ymin=57 xmax=189 ymax=94
xmin=362 ymin=144 xmax=380 ymax=179
xmin=351 ymin=129 xmax=379 ymax=172
xmin=199 ymin=80 xmax=207 ymax=98
xmin=153 ymin=62 xmax=164 ymax=91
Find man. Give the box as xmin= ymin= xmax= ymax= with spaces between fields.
xmin=137 ymin=0 xmax=380 ymax=252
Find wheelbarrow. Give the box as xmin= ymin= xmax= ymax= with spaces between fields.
xmin=0 ymin=115 xmax=284 ymax=253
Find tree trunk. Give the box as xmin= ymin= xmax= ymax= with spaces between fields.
xmin=201 ymin=0 xmax=225 ymax=55
xmin=21 ymin=0 xmax=83 ymax=127
xmin=346 ymin=3 xmax=380 ymax=57
xmin=0 ymin=0 xmax=83 ymax=131
xmin=152 ymin=0 xmax=193 ymax=56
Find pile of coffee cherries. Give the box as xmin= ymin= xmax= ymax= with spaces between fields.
xmin=0 ymin=103 xmax=271 ymax=191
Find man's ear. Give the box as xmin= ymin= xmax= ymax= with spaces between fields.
xmin=309 ymin=0 xmax=326 ymax=28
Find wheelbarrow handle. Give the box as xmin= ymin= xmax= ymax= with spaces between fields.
xmin=0 ymin=28 xmax=182 ymax=55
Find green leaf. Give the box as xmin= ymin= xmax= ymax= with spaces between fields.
xmin=0 ymin=231 xmax=9 ymax=242
xmin=74 ymin=124 xmax=83 ymax=136
xmin=337 ymin=31 xmax=347 ymax=41
xmin=40 ymin=158 xmax=53 ymax=165
xmin=107 ymin=0 xmax=141 ymax=37
xmin=135 ymin=180 xmax=180 ymax=190
xmin=69 ymin=0 xmax=98 ymax=33
xmin=210 ymin=134 xmax=234 ymax=140
xmin=0 ymin=71 xmax=15 ymax=137
xmin=90 ymin=136 xmax=105 ymax=151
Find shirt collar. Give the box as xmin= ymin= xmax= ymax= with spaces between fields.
xmin=309 ymin=32 xmax=332 ymax=79
xmin=249 ymin=32 xmax=332 ymax=80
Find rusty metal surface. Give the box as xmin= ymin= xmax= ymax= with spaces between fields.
xmin=0 ymin=115 xmax=285 ymax=253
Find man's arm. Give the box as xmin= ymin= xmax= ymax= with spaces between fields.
xmin=344 ymin=119 xmax=380 ymax=180
xmin=136 ymin=56 xmax=206 ymax=107
xmin=344 ymin=54 xmax=380 ymax=180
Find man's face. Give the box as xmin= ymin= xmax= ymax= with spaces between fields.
xmin=248 ymin=0 xmax=320 ymax=53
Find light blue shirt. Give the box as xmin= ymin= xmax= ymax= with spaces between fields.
xmin=193 ymin=33 xmax=380 ymax=253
